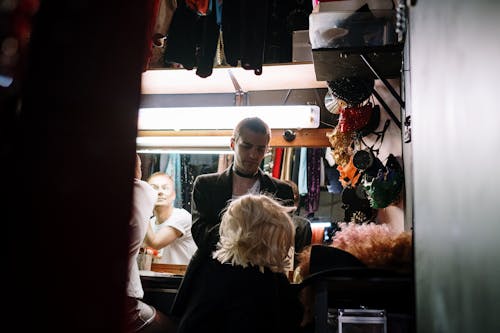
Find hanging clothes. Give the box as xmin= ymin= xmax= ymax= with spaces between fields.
xmin=272 ymin=147 xmax=284 ymax=179
xmin=165 ymin=0 xmax=269 ymax=77
xmin=305 ymin=148 xmax=322 ymax=215
xmin=186 ymin=0 xmax=210 ymax=15
xmin=320 ymin=158 xmax=326 ymax=187
xmin=298 ymin=147 xmax=308 ymax=196
xmin=143 ymin=0 xmax=162 ymax=71
xmin=164 ymin=0 xmax=220 ymax=77
xmin=140 ymin=153 xmax=160 ymax=179
xmin=324 ymin=148 xmax=343 ymax=194
xmin=222 ymin=0 xmax=269 ymax=75
xmin=217 ymin=154 xmax=233 ymax=173
xmin=160 ymin=153 xmax=183 ymax=208
xmin=291 ymin=148 xmax=301 ymax=185
xmin=280 ymin=147 xmax=293 ymax=181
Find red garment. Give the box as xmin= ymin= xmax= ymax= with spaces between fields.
xmin=272 ymin=148 xmax=284 ymax=179
xmin=339 ymin=103 xmax=373 ymax=133
xmin=186 ymin=0 xmax=210 ymax=15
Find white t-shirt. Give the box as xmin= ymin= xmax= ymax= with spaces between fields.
xmin=150 ymin=208 xmax=197 ymax=265
xmin=128 ymin=179 xmax=156 ymax=299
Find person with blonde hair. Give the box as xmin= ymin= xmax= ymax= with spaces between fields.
xmin=176 ymin=194 xmax=304 ymax=333
xmin=213 ymin=193 xmax=295 ymax=273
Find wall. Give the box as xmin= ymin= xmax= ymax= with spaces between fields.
xmin=371 ymin=78 xmax=405 ymax=233
xmin=408 ymin=1 xmax=500 ymax=332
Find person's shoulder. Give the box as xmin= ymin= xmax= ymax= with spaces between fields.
xmin=194 ymin=171 xmax=223 ymax=183
xmin=274 ymin=178 xmax=293 ymax=189
xmin=134 ymin=178 xmax=149 ymax=188
xmin=267 ymin=176 xmax=294 ymax=194
xmin=292 ymin=215 xmax=311 ymax=228
xmin=175 ymin=208 xmax=192 ymax=218
xmin=261 ymin=173 xmax=290 ymax=187
xmin=293 ymin=215 xmax=310 ymax=223
xmin=195 ymin=168 xmax=231 ymax=185
xmin=134 ymin=179 xmax=156 ymax=197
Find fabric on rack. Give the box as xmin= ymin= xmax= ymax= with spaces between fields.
xmin=272 ymin=147 xmax=284 ymax=179
xmin=164 ymin=1 xmax=197 ymax=69
xmin=180 ymin=154 xmax=191 ymax=212
xmin=139 ymin=154 xmax=160 ymax=179
xmin=148 ymin=0 xmax=178 ymax=68
xmin=320 ymin=158 xmax=326 ymax=187
xmin=305 ymin=148 xmax=322 ymax=214
xmin=291 ymin=148 xmax=300 ymax=185
xmin=165 ymin=0 xmax=269 ymax=77
xmin=161 ymin=153 xmax=183 ymax=208
xmin=186 ymin=0 xmax=210 ymax=15
xmin=215 ymin=0 xmax=222 ymax=25
xmin=323 ymin=147 xmax=342 ymax=194
xmin=164 ymin=0 xmax=220 ymax=77
xmin=217 ymin=154 xmax=233 ymax=173
xmin=155 ymin=0 xmax=177 ymax=36
xmin=221 ymin=0 xmax=269 ymax=75
xmin=325 ymin=147 xmax=335 ymax=167
xmin=159 ymin=154 xmax=168 ymax=173
xmin=143 ymin=0 xmax=162 ymax=71
xmin=264 ymin=0 xmax=312 ymax=63
xmin=324 ymin=162 xmax=343 ymax=194
xmin=298 ymin=147 xmax=308 ymax=196
xmin=194 ymin=0 xmax=220 ymax=77
xmin=280 ymin=147 xmax=293 ymax=181
xmin=262 ymin=150 xmax=273 ymax=174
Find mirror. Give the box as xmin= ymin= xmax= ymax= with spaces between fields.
xmin=138 ymin=149 xmax=344 ymax=230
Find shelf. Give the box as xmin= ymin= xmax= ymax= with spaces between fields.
xmin=311 ymin=44 xmax=404 ymax=82
xmin=137 ymin=128 xmax=332 ymax=149
xmin=141 ymin=62 xmax=327 ymax=95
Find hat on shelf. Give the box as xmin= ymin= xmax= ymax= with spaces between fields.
xmin=338 ymin=102 xmax=374 ymax=133
xmin=327 ymin=76 xmax=375 ymax=106
xmin=362 ymin=154 xmax=404 ymax=209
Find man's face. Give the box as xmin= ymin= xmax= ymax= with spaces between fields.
xmin=148 ymin=175 xmax=175 ymax=207
xmin=231 ymin=127 xmax=269 ymax=175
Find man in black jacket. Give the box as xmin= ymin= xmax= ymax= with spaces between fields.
xmin=171 ymin=117 xmax=295 ymax=317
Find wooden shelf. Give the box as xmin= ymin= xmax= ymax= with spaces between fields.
xmin=137 ymin=128 xmax=332 ymax=148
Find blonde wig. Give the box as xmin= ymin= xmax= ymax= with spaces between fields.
xmin=213 ymin=194 xmax=295 ymax=273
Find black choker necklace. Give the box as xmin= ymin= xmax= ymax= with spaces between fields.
xmin=233 ymin=168 xmax=257 ymax=179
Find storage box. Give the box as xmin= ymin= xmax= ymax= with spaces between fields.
xmin=309 ymin=10 xmax=397 ymax=49
xmin=338 ymin=308 xmax=387 ymax=333
xmin=292 ymin=30 xmax=313 ymax=62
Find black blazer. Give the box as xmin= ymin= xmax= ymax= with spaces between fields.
xmin=191 ymin=165 xmax=294 ymax=250
xmin=176 ymin=258 xmax=303 ymax=333
xmin=171 ymin=165 xmax=294 ymax=316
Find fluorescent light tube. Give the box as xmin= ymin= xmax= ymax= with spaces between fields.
xmin=138 ymin=105 xmax=320 ymax=131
